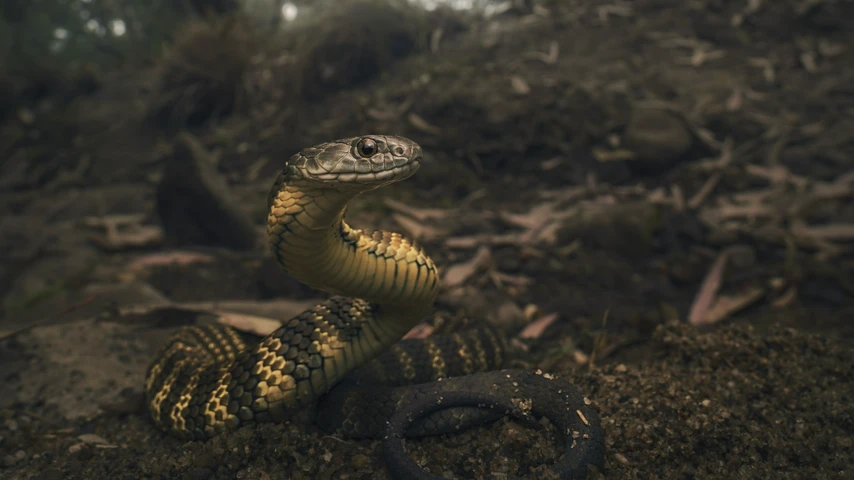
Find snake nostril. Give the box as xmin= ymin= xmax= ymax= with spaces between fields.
xmin=393 ymin=146 xmax=405 ymax=156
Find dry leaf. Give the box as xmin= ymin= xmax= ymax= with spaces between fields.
xmin=592 ymin=148 xmax=636 ymax=162
xmin=90 ymin=225 xmax=163 ymax=251
xmin=443 ymin=246 xmax=492 ymax=288
xmin=726 ymin=86 xmax=743 ymax=111
xmin=524 ymin=41 xmax=559 ymax=64
xmin=671 ymin=185 xmax=686 ymax=212
xmin=407 ymin=112 xmax=441 ymax=135
xmin=391 ymin=213 xmax=447 ymax=241
xmin=540 ymin=157 xmax=563 ymax=170
xmin=82 ymin=213 xmax=147 ymax=228
xmin=403 ymin=323 xmax=434 ymax=340
xmin=510 ymin=76 xmax=531 ymax=95
xmin=78 ymin=434 xmax=109 ymax=444
xmin=126 ymin=251 xmax=215 ymax=271
xmin=365 ymin=107 xmax=399 ymax=121
xmin=384 ymin=198 xmax=456 ymax=221
xmin=445 ymin=236 xmax=481 ymax=249
xmin=501 ymin=203 xmax=556 ymax=230
xmin=489 ymin=271 xmax=532 ymax=289
xmin=215 ymin=311 xmax=283 ymax=336
xmin=688 ymin=249 xmax=731 ymax=326
xmin=116 ymin=299 xmax=319 ymax=337
xmin=791 ymin=222 xmax=854 ymax=241
xmin=771 ymin=285 xmax=798 ymax=308
xmin=687 ymin=172 xmax=722 ymax=209
xmin=517 ymin=312 xmax=559 ymax=339
xmin=430 ymin=28 xmax=443 ymax=53
xmin=703 ymin=286 xmax=766 ymax=325
xmin=445 ymin=233 xmax=526 ymax=248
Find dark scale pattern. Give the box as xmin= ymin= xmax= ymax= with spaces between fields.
xmin=146 ymin=136 xmax=604 ymax=479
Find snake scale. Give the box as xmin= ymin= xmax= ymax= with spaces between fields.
xmin=145 ymin=136 xmax=605 ymax=479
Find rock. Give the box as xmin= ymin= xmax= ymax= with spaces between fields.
xmin=623 ymin=107 xmax=694 ymax=171
xmin=156 ymin=132 xmax=260 ymax=250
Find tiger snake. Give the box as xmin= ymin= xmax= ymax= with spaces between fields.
xmin=145 ymin=136 xmax=605 ymax=479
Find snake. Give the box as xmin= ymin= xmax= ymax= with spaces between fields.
xmin=145 ymin=135 xmax=605 ymax=479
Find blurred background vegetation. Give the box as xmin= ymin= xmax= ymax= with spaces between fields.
xmin=0 ymin=0 xmax=503 ymax=123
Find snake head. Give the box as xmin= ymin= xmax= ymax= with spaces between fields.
xmin=284 ymin=135 xmax=422 ymax=191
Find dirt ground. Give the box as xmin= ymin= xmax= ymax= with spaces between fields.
xmin=1 ymin=1 xmax=853 ymax=479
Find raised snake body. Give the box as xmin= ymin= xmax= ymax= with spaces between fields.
xmin=145 ymin=136 xmax=604 ymax=479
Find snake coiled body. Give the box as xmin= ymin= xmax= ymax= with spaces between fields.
xmin=145 ymin=136 xmax=604 ymax=479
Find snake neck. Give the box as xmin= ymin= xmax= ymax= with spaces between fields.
xmin=266 ymin=181 xmax=440 ymax=336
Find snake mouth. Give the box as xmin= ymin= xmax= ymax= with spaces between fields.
xmin=315 ymin=158 xmax=420 ymax=185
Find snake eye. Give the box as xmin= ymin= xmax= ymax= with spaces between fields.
xmin=357 ymin=138 xmax=378 ymax=157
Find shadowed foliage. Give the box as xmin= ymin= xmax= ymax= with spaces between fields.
xmin=283 ymin=0 xmax=429 ymax=100
xmin=150 ymin=16 xmax=261 ymax=127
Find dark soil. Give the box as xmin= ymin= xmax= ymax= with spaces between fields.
xmin=1 ymin=1 xmax=853 ymax=479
